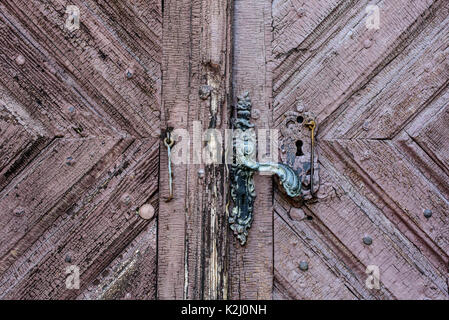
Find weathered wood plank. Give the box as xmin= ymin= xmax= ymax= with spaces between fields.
xmin=0 ymin=8 xmax=114 ymax=137
xmin=0 ymin=0 xmax=162 ymax=300
xmin=79 ymin=217 xmax=158 ymax=300
xmin=157 ymin=0 xmax=233 ymax=299
xmin=273 ymin=278 xmax=291 ymax=300
xmin=410 ymin=104 xmax=449 ymax=176
xmin=272 ymin=0 xmax=357 ymax=93
xmin=0 ymin=138 xmax=159 ymax=299
xmin=0 ymin=138 xmax=120 ymax=269
xmin=396 ymin=87 xmax=449 ymax=198
xmin=271 ymin=0 xmax=449 ymax=300
xmin=81 ymin=0 xmax=162 ymax=75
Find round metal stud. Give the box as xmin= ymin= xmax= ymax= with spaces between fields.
xmin=362 ymin=120 xmax=370 ymax=131
xmin=423 ymin=209 xmax=432 ymax=218
xmin=121 ymin=193 xmax=131 ymax=206
xmin=289 ymin=207 xmax=305 ymax=221
xmin=299 ymin=261 xmax=309 ymax=271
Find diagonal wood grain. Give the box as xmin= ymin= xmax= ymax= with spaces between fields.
xmin=280 ymin=154 xmax=447 ymax=299
xmin=0 ymin=0 xmax=161 ymax=138
xmin=0 ymin=87 xmax=51 ymax=191
xmin=274 ymin=197 xmax=394 ymax=300
xmin=272 ymin=0 xmax=343 ymax=58
xmin=273 ymin=0 xmax=444 ymax=127
xmin=323 ymin=4 xmax=449 ymax=140
xmin=408 ymin=103 xmax=449 ymax=176
xmin=157 ymin=0 xmax=233 ymax=300
xmin=273 ymin=0 xmax=449 ymax=300
xmin=229 ymin=0 xmax=274 ymax=300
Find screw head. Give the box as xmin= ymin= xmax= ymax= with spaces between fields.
xmin=423 ymin=209 xmax=432 ymax=218
xmin=299 ymin=261 xmax=309 ymax=271
xmin=13 ymin=207 xmax=25 ymax=217
xmin=126 ymin=69 xmax=133 ymax=79
xmin=251 ymin=109 xmax=261 ymax=120
xmin=362 ymin=120 xmax=370 ymax=131
xmin=65 ymin=255 xmax=72 ymax=263
xmin=15 ymin=54 xmax=25 ymax=65
xmin=289 ymin=207 xmax=305 ymax=221
xmin=121 ymin=193 xmax=131 ymax=206
xmin=363 ymin=236 xmax=373 ymax=245
xmin=197 ymin=168 xmax=205 ymax=178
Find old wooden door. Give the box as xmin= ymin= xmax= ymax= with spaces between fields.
xmin=0 ymin=0 xmax=448 ymax=300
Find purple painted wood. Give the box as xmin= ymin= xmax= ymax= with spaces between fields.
xmin=0 ymin=0 xmax=447 ymax=300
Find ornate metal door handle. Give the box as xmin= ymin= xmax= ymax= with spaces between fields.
xmin=229 ymin=92 xmax=318 ymax=245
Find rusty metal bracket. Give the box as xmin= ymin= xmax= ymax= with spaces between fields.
xmin=229 ymin=92 xmax=319 ymax=245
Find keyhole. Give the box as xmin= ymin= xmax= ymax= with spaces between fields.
xmin=295 ymin=140 xmax=304 ymax=156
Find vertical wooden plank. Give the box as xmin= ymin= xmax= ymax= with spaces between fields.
xmin=229 ymin=0 xmax=273 ymax=299
xmin=270 ymin=0 xmax=449 ymax=300
xmin=157 ymin=0 xmax=233 ymax=299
